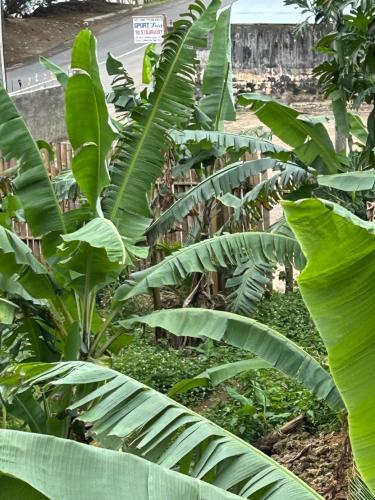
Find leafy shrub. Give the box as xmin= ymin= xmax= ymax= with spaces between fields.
xmin=254 ymin=291 xmax=327 ymax=358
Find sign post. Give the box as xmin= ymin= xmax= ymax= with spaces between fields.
xmin=0 ymin=0 xmax=6 ymax=89
xmin=132 ymin=15 xmax=166 ymax=44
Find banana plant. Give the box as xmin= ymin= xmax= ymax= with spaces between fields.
xmin=151 ymin=3 xmax=287 ymax=245
xmin=0 ymin=0 xmax=226 ymax=360
xmin=168 ymin=98 xmax=373 ymax=314
xmin=144 ymin=6 xmax=309 ymax=311
xmin=0 ymin=229 xmax=342 ymax=495
xmin=101 ymin=0 xmax=222 ymax=243
xmin=0 ymin=12 xmax=329 ymax=396
xmin=169 ymin=95 xmax=373 ymax=242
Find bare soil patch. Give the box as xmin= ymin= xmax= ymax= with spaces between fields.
xmin=4 ymin=1 xmax=132 ymax=67
xmin=272 ymin=430 xmax=352 ymax=499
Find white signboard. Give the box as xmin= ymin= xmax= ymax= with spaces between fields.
xmin=133 ymin=15 xmax=166 ymax=44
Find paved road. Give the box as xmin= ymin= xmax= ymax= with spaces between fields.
xmin=7 ymin=0 xmax=232 ymax=95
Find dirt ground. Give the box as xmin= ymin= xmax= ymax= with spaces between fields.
xmin=273 ymin=430 xmax=352 ymax=499
xmin=4 ymin=1 xmax=133 ymax=67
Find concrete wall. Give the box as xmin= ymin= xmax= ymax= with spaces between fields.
xmin=232 ymin=24 xmax=323 ymax=72
xmin=231 ymin=24 xmax=325 ymax=99
xmin=13 ymin=86 xmax=67 ymax=142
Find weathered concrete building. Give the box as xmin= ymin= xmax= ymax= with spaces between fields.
xmin=230 ymin=0 xmax=325 ymax=99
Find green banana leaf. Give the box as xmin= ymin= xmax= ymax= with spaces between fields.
xmin=0 ymin=88 xmax=65 ymax=236
xmin=349 ymin=472 xmax=375 ymax=500
xmin=130 ymin=308 xmax=343 ymax=410
xmin=226 ymin=260 xmax=272 ymax=316
xmin=238 ymin=162 xmax=313 ymax=217
xmin=147 ymin=158 xmax=287 ymax=242
xmin=66 ymin=30 xmax=116 ymax=210
xmin=348 ymin=113 xmax=369 ymax=145
xmin=239 ymin=93 xmax=341 ymax=174
xmin=1 ymin=362 xmax=322 ymax=499
xmin=318 ymin=171 xmax=375 ymax=191
xmin=0 ymin=429 xmax=243 ymax=500
xmin=114 ymin=232 xmax=305 ymax=302
xmin=225 ymin=220 xmax=300 ymax=315
xmin=200 ymin=5 xmax=235 ymax=127
xmin=283 ymin=198 xmax=375 ymax=494
xmin=170 ymin=129 xmax=286 ymax=154
xmin=102 ymin=0 xmax=221 ymax=242
xmin=61 ymin=218 xmax=126 ymax=265
xmin=39 ymin=56 xmax=68 ymax=88
xmin=3 ymin=389 xmax=47 ymax=434
xmin=58 ymin=218 xmax=127 ymax=292
xmin=0 ymin=298 xmax=18 ymax=324
xmin=0 ymin=225 xmax=53 ymax=300
xmin=52 ymin=169 xmax=80 ymax=201
xmin=169 ymin=358 xmax=271 ymax=397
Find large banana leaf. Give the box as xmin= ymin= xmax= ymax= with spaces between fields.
xmin=239 ymin=94 xmax=341 ymax=174
xmin=348 ymin=113 xmax=369 ymax=145
xmin=102 ymin=0 xmax=221 ymax=242
xmin=318 ymin=171 xmax=375 ymax=191
xmin=3 ymin=362 xmax=322 ymax=499
xmin=66 ymin=30 xmax=116 ymax=210
xmin=61 ymin=218 xmax=126 ymax=266
xmin=0 ymin=429 xmax=242 ymax=500
xmin=283 ymin=198 xmax=375 ymax=494
xmin=199 ymin=5 xmax=235 ymax=127
xmin=147 ymin=158 xmax=284 ymax=242
xmin=170 ymin=129 xmax=286 ymax=155
xmin=114 ymin=232 xmax=305 ymax=302
xmin=0 ymin=87 xmax=65 ymax=236
xmin=0 ymin=225 xmax=46 ymax=276
xmin=130 ymin=309 xmax=342 ymax=410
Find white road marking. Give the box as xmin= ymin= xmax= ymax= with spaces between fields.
xmin=9 ymin=43 xmax=148 ymax=95
xmin=98 ymin=43 xmax=148 ymax=66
